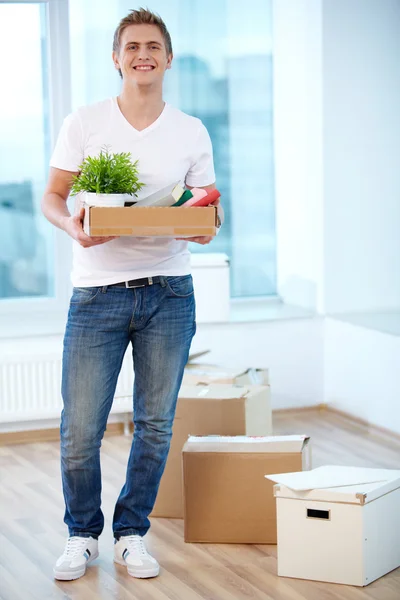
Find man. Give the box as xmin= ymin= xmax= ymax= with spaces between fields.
xmin=41 ymin=8 xmax=218 ymax=581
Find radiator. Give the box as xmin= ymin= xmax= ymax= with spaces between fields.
xmin=0 ymin=350 xmax=134 ymax=424
xmin=0 ymin=254 xmax=230 ymax=429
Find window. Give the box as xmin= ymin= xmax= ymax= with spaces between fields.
xmin=0 ymin=2 xmax=53 ymax=300
xmin=68 ymin=0 xmax=276 ymax=297
xmin=0 ymin=0 xmax=72 ymax=338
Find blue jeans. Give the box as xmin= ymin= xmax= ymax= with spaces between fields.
xmin=60 ymin=275 xmax=196 ymax=540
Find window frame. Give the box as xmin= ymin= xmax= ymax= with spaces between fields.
xmin=0 ymin=0 xmax=73 ymax=338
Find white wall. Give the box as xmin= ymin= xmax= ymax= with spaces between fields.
xmin=193 ymin=317 xmax=324 ymax=410
xmin=322 ymin=0 xmax=400 ymax=435
xmin=272 ymin=0 xmax=400 ymax=434
xmin=325 ymin=318 xmax=400 ymax=435
xmin=323 ymin=0 xmax=400 ymax=313
xmin=273 ymin=0 xmax=400 ymax=315
xmin=273 ymin=0 xmax=324 ymax=312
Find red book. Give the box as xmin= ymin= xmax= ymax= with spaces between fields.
xmin=189 ymin=189 xmax=221 ymax=207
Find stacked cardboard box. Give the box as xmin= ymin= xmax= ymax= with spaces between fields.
xmin=151 ymin=384 xmax=272 ymax=518
xmin=182 ymin=351 xmax=269 ymax=386
xmin=182 ymin=434 xmax=310 ymax=543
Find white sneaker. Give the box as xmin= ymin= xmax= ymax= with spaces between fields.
xmin=53 ymin=536 xmax=99 ymax=580
xmin=114 ymin=535 xmax=160 ymax=578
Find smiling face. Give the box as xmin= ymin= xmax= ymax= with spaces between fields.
xmin=113 ymin=24 xmax=172 ymax=87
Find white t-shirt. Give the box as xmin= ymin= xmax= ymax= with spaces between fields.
xmin=50 ymin=97 xmax=216 ymax=286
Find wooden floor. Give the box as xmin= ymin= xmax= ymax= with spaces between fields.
xmin=0 ymin=408 xmax=399 ymax=600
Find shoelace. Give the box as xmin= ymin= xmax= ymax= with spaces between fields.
xmin=124 ymin=535 xmax=148 ymax=557
xmin=63 ymin=536 xmax=88 ymax=559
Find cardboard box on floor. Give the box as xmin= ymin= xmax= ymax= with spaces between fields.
xmin=183 ymin=434 xmax=311 ymax=544
xmin=150 ymin=384 xmax=272 ymax=519
xmin=183 ymin=351 xmax=270 ymax=386
xmin=83 ymin=204 xmax=220 ymax=237
xmin=266 ymin=465 xmax=400 ymax=586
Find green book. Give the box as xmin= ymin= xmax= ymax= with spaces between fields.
xmin=171 ymin=189 xmax=193 ymax=207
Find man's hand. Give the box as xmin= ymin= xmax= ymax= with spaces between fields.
xmin=63 ymin=207 xmax=117 ymax=248
xmin=176 ymin=236 xmax=213 ymax=245
xmin=175 ymin=193 xmax=220 ymax=244
xmin=42 ymin=167 xmax=118 ymax=247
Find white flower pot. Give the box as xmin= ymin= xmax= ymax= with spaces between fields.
xmin=84 ymin=192 xmax=132 ymax=207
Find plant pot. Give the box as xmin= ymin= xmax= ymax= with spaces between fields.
xmin=84 ymin=192 xmax=133 ymax=207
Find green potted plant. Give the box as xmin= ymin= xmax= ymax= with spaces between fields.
xmin=70 ymin=146 xmax=145 ymax=206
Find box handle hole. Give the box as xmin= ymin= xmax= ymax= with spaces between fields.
xmin=307 ymin=508 xmax=330 ymax=520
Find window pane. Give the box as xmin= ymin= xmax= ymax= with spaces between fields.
xmin=69 ymin=0 xmax=276 ymax=297
xmin=0 ymin=3 xmax=54 ymax=300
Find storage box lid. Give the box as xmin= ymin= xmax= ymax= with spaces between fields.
xmin=183 ymin=434 xmax=309 ymax=454
xmin=266 ymin=465 xmax=400 ymax=505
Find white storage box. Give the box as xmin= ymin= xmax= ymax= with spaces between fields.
xmin=266 ymin=465 xmax=400 ymax=586
xmin=190 ymin=253 xmax=230 ymax=323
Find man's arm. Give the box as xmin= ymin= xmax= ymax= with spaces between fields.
xmin=41 ymin=167 xmax=116 ymax=248
xmin=176 ymin=183 xmax=221 ymax=245
xmin=187 ymin=182 xmax=217 ymax=196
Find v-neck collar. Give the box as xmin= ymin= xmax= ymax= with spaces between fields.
xmin=113 ymin=96 xmax=168 ymax=137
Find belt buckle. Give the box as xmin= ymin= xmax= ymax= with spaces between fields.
xmin=125 ymin=281 xmax=145 ymax=289
xmin=125 ymin=277 xmax=153 ymax=289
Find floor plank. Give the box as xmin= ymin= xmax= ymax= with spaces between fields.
xmin=0 ymin=409 xmax=399 ymax=600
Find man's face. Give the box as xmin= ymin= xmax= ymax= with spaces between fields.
xmin=113 ymin=24 xmax=172 ymax=85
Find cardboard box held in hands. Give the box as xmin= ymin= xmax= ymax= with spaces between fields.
xmin=83 ymin=205 xmax=221 ymax=237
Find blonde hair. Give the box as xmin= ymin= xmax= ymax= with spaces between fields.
xmin=113 ymin=7 xmax=172 ymax=77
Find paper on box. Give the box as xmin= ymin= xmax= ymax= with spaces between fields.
xmin=266 ymin=465 xmax=399 ymax=491
xmin=186 ymin=434 xmax=309 ymax=454
xmin=267 ymin=465 xmax=400 ymax=504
